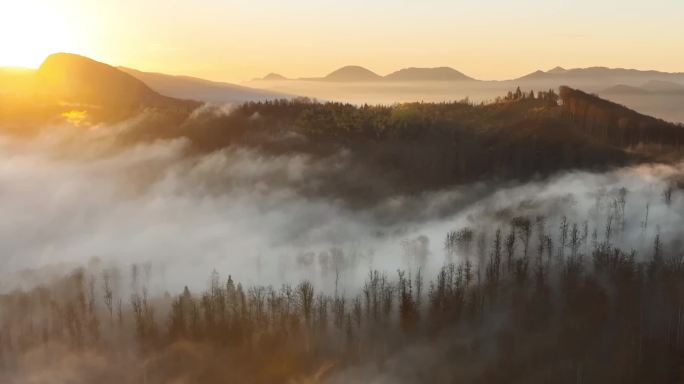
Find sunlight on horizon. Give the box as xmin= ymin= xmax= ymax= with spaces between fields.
xmin=0 ymin=0 xmax=682 ymax=82
xmin=0 ymin=1 xmax=84 ymax=68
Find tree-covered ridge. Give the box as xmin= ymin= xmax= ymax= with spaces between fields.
xmin=3 ymin=85 xmax=682 ymax=207
xmin=137 ymin=87 xmax=680 ymax=205
xmin=223 ymin=87 xmax=682 ymax=151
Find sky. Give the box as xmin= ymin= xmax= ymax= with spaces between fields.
xmin=1 ymin=0 xmax=683 ymax=82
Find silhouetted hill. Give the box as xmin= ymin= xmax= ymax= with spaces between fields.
xmin=0 ymin=53 xmax=201 ymax=128
xmin=518 ymin=66 xmax=684 ymax=84
xmin=547 ymin=66 xmax=567 ymax=74
xmin=38 ymin=53 xmax=198 ymax=109
xmin=120 ymin=67 xmax=290 ymax=104
xmin=258 ymin=73 xmax=288 ymax=81
xmin=384 ymin=67 xmax=474 ymax=82
xmin=265 ymin=64 xmax=684 ymax=84
xmin=322 ymin=66 xmax=383 ymax=82
xmin=518 ymin=70 xmax=546 ymax=80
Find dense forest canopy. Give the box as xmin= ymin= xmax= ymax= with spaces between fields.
xmin=114 ymin=86 xmax=682 ymax=205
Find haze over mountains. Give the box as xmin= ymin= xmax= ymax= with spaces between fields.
xmin=0 ymin=53 xmax=287 ymax=108
xmin=2 ymin=52 xmax=682 ymax=199
xmin=2 ymin=53 xmax=684 ymax=123
xmin=0 ymin=53 xmax=200 ymax=126
xmin=519 ymin=66 xmax=684 ymax=84
xmin=37 ymin=53 xmax=194 ymax=109
xmin=259 ymin=65 xmax=475 ymax=82
xmin=2 ymin=52 xmax=682 ymax=183
xmin=2 ymin=51 xmax=684 ymax=384
xmin=384 ymin=67 xmax=474 ymax=82
xmin=248 ymin=64 xmax=684 ymax=123
xmin=603 ymin=80 xmax=684 ymax=95
xmin=119 ymin=67 xmax=290 ymax=104
xmin=316 ymin=65 xmax=384 ymax=82
xmin=254 ymin=64 xmax=684 ymax=84
xmin=596 ymin=80 xmax=684 ymax=124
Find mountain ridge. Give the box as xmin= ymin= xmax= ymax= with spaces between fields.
xmin=119 ymin=67 xmax=291 ymax=104
xmin=255 ymin=65 xmax=684 ymax=84
xmin=384 ymin=67 xmax=474 ymax=82
xmin=320 ymin=66 xmax=383 ymax=82
xmin=37 ymin=53 xmax=197 ymax=109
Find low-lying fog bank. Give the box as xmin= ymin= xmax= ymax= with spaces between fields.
xmin=1 ymin=121 xmax=682 ymax=295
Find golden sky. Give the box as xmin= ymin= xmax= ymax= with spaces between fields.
xmin=2 ymin=0 xmax=683 ymax=82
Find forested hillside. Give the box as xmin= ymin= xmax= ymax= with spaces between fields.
xmin=4 ymin=77 xmax=683 ymax=206
xmin=116 ymin=87 xmax=683 ymax=204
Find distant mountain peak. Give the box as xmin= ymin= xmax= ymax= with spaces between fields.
xmin=520 ymin=66 xmax=567 ymax=79
xmin=547 ymin=66 xmax=567 ymax=74
xmin=323 ymin=66 xmax=382 ymax=82
xmin=384 ymin=67 xmax=473 ymax=81
xmin=518 ymin=69 xmax=547 ymax=80
xmin=260 ymin=73 xmax=288 ymax=81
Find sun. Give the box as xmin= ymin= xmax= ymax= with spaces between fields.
xmin=0 ymin=1 xmax=82 ymax=68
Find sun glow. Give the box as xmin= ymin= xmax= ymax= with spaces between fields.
xmin=61 ymin=110 xmax=88 ymax=126
xmin=0 ymin=1 xmax=83 ymax=68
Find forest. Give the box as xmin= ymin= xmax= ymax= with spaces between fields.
xmin=110 ymin=86 xmax=683 ymax=205
xmin=3 ymin=83 xmax=683 ymax=206
xmin=1 ymin=175 xmax=683 ymax=383
xmin=2 ymin=83 xmax=684 ymax=383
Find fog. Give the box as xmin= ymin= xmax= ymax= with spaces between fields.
xmin=2 ymin=112 xmax=684 ymax=384
xmin=1 ymin=115 xmax=682 ymax=296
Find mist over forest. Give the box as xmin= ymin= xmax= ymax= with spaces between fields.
xmin=1 ymin=53 xmax=684 ymax=383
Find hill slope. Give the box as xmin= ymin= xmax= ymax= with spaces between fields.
xmin=123 ymin=86 xmax=680 ymax=204
xmin=0 ymin=53 xmax=200 ymax=128
xmin=38 ymin=53 xmax=196 ymax=109
xmin=321 ymin=66 xmax=383 ymax=82
xmin=560 ymin=85 xmax=684 ymax=149
xmin=384 ymin=67 xmax=474 ymax=82
xmin=120 ymin=67 xmax=291 ymax=104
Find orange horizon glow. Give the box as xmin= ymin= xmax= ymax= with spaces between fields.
xmin=1 ymin=0 xmax=683 ymax=83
